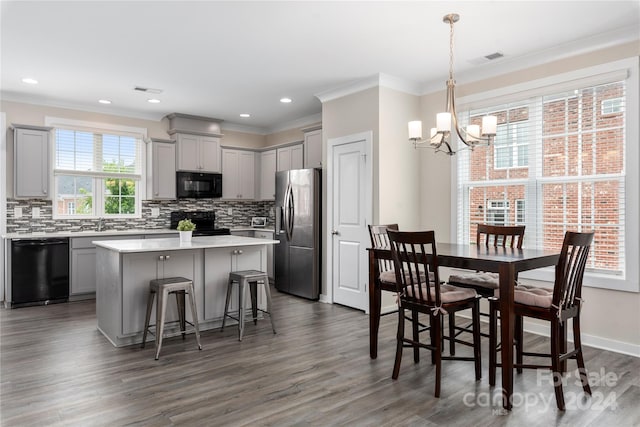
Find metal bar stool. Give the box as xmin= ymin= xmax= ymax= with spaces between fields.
xmin=221 ymin=270 xmax=276 ymax=341
xmin=142 ymin=276 xmax=202 ymax=360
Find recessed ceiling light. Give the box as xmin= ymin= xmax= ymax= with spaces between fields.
xmin=239 ymin=113 xmax=251 ymax=118
xmin=280 ymin=97 xmax=292 ymax=103
xmin=147 ymin=99 xmax=161 ymax=104
xmin=98 ymin=99 xmax=112 ymax=104
xmin=21 ymin=77 xmax=38 ymax=84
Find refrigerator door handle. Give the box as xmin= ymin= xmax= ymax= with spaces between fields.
xmin=284 ymin=183 xmax=293 ymax=241
xmin=288 ymin=185 xmax=295 ymax=239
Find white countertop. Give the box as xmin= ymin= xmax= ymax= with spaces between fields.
xmin=230 ymin=227 xmax=275 ymax=232
xmin=93 ymin=235 xmax=278 ymax=253
xmin=2 ymin=227 xmax=275 ymax=240
xmin=1 ymin=228 xmax=178 ymax=239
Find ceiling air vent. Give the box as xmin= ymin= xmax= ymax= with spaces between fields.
xmin=484 ymin=52 xmax=504 ymax=61
xmin=134 ymin=86 xmax=163 ymax=94
xmin=468 ymin=51 xmax=505 ymax=65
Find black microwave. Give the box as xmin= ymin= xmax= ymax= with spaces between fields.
xmin=176 ymin=172 xmax=222 ymax=199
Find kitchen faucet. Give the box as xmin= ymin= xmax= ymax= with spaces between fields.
xmin=97 ymin=217 xmax=106 ymax=232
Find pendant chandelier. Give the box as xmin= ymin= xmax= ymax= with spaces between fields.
xmin=408 ymin=13 xmax=497 ymax=155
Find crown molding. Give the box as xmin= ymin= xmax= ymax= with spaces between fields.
xmin=220 ymin=122 xmax=270 ymax=135
xmin=420 ymin=25 xmax=640 ymax=95
xmin=266 ymin=112 xmax=322 ymax=134
xmin=315 ymin=73 xmax=422 ymax=103
xmin=315 ymin=75 xmax=380 ymax=103
xmin=0 ymin=91 xmax=166 ymax=122
xmin=223 ymin=112 xmax=322 ymax=135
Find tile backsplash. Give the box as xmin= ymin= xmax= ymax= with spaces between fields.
xmin=5 ymin=198 xmax=275 ymax=234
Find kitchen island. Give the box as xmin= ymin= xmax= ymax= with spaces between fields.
xmin=94 ymin=235 xmax=278 ymax=347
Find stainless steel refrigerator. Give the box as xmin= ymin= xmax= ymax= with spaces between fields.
xmin=274 ymin=168 xmax=321 ymax=300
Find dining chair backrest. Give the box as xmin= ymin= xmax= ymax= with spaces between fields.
xmin=477 ymin=224 xmax=526 ymax=249
xmin=368 ymin=224 xmax=398 ymax=273
xmin=387 ymin=230 xmax=441 ymax=307
xmin=553 ymin=231 xmax=594 ymax=312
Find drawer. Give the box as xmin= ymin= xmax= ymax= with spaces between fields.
xmin=71 ymin=234 xmax=143 ymax=249
xmin=254 ymin=231 xmax=273 ymax=239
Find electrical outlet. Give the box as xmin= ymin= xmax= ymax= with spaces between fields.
xmin=14 ymin=207 xmax=22 ymax=218
xmin=151 ymin=208 xmax=160 ymax=217
xmin=227 ymin=208 xmax=233 ymax=216
xmin=32 ymin=207 xmax=40 ymax=218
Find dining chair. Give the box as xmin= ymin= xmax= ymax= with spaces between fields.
xmin=387 ymin=230 xmax=482 ymax=398
xmin=368 ymin=224 xmax=399 ymax=294
xmin=369 ymin=224 xmax=440 ymax=360
xmin=488 ymin=231 xmax=594 ymax=410
xmin=447 ymin=224 xmax=526 ymax=355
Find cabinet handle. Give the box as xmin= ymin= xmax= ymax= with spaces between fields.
xmin=159 ymin=255 xmax=165 ymax=261
xmin=165 ymin=255 xmax=170 ymax=260
xmin=238 ymin=250 xmax=243 ymax=255
xmin=232 ymin=250 xmax=237 ymax=255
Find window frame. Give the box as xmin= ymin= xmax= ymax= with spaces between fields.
xmin=601 ymin=97 xmax=624 ymax=115
xmin=452 ymin=58 xmax=639 ymax=293
xmin=493 ymin=121 xmax=529 ymax=170
xmin=45 ymin=117 xmax=147 ymax=220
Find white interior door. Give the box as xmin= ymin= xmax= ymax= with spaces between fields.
xmin=328 ymin=131 xmax=372 ymax=311
xmin=1 ymin=113 xmax=6 ymax=303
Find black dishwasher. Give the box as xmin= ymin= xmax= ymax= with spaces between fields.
xmin=11 ymin=238 xmax=69 ymax=307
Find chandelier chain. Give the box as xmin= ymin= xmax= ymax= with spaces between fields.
xmin=449 ymin=18 xmax=455 ymax=81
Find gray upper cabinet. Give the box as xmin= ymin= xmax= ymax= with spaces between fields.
xmin=175 ymin=133 xmax=221 ymax=172
xmin=260 ymin=149 xmax=277 ymax=200
xmin=276 ymin=143 xmax=303 ymax=171
xmin=303 ymin=128 xmax=322 ymax=168
xmin=13 ymin=124 xmax=52 ymax=199
xmin=146 ymin=138 xmax=176 ymax=200
xmin=222 ymin=148 xmax=255 ymax=200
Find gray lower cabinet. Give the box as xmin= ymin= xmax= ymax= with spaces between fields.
xmin=121 ymin=250 xmax=203 ymax=336
xmin=253 ymin=230 xmax=274 ymax=280
xmin=229 ymin=230 xmax=274 ymax=279
xmin=203 ymin=246 xmax=266 ymax=321
xmin=70 ymin=235 xmax=142 ymax=297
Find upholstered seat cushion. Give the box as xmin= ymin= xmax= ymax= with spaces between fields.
xmin=379 ymin=269 xmax=435 ymax=285
xmin=448 ymin=272 xmax=499 ymax=289
xmin=404 ymin=284 xmax=477 ymax=303
xmin=495 ymin=284 xmax=554 ymax=308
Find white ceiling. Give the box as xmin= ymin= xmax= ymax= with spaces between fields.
xmin=1 ymin=1 xmax=638 ymax=134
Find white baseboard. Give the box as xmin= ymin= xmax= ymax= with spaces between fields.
xmin=519 ymin=318 xmax=640 ymax=358
xmin=388 ymin=309 xmax=640 ymax=358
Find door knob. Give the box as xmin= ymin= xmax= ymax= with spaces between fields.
xmin=331 ymin=230 xmax=339 ymax=235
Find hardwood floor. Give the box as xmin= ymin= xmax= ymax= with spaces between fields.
xmin=1 ymin=289 xmax=638 ymax=426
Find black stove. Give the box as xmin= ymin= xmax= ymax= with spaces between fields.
xmin=170 ymin=211 xmax=230 ymax=236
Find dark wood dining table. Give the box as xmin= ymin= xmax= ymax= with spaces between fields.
xmin=367 ymin=242 xmax=560 ymax=410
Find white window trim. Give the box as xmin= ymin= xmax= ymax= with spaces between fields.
xmin=493 ymin=122 xmax=529 ymax=170
xmin=45 ymin=117 xmax=148 ymax=219
xmin=601 ymin=97 xmax=624 ymax=115
xmin=451 ymin=57 xmax=639 ymax=293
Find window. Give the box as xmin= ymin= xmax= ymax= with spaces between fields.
xmin=486 ymin=200 xmax=509 ymax=225
xmin=455 ymin=60 xmax=639 ymax=292
xmin=494 ymin=121 xmax=529 ymax=169
xmin=601 ymin=97 xmax=623 ymax=115
xmin=51 ymin=124 xmax=144 ymax=218
xmin=515 ymin=200 xmax=525 ymax=225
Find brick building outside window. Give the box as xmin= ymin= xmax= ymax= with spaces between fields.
xmin=456 ymin=78 xmax=626 ymax=276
